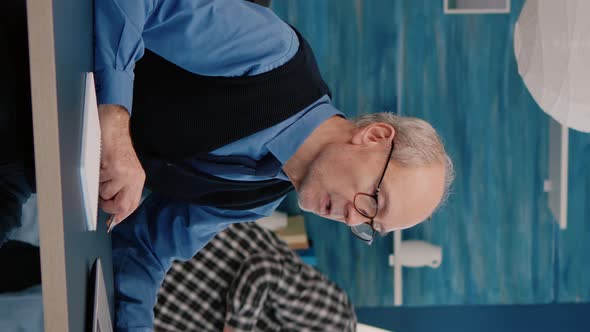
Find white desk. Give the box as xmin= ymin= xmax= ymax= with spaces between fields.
xmin=26 ymin=1 xmax=114 ymax=331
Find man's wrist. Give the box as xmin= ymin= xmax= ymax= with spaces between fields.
xmin=98 ymin=104 xmax=132 ymax=146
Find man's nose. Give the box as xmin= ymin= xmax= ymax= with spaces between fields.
xmin=345 ymin=203 xmax=368 ymax=226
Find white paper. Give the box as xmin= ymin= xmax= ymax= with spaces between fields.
xmin=80 ymin=72 xmax=101 ymax=231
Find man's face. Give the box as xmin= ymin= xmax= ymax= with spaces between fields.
xmin=295 ymin=133 xmax=445 ymax=233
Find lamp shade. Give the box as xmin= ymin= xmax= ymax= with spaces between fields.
xmin=514 ymin=0 xmax=590 ymax=132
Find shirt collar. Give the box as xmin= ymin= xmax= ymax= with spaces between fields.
xmin=266 ymin=101 xmax=345 ymax=166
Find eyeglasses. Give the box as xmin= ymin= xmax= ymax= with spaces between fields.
xmin=350 ymin=141 xmax=395 ymax=245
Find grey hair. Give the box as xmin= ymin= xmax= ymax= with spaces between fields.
xmin=354 ymin=113 xmax=455 ymax=210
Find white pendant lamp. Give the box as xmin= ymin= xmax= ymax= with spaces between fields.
xmin=514 ymin=0 xmax=590 ymax=133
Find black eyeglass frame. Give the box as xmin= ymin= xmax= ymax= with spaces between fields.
xmin=350 ymin=141 xmax=395 ymax=245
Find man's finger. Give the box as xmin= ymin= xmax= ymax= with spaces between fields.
xmin=99 ymin=197 xmax=124 ymax=215
xmin=99 ymin=180 xmax=124 ymax=201
xmin=114 ymin=186 xmax=142 ymax=223
xmin=99 ymin=165 xmax=115 ymax=183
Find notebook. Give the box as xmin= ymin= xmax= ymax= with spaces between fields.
xmin=80 ymin=72 xmax=101 ymax=231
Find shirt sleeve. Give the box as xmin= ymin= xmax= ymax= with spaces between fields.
xmin=94 ymin=0 xmax=297 ymax=115
xmin=224 ymin=254 xmax=283 ymax=331
xmin=111 ymin=193 xmax=277 ymax=332
xmin=94 ymin=0 xmax=155 ymax=114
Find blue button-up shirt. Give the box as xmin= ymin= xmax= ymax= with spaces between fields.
xmin=95 ymin=0 xmax=299 ymax=114
xmin=95 ymin=1 xmax=343 ymax=331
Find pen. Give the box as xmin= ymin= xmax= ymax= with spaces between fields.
xmin=107 ymin=215 xmax=117 ymax=233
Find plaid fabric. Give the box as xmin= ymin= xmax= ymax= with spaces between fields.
xmin=154 ymin=222 xmax=356 ymax=332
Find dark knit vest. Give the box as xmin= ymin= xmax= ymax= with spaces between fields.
xmin=130 ymin=28 xmax=331 ymax=210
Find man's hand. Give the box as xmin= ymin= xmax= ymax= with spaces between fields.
xmin=98 ymin=104 xmax=146 ymax=227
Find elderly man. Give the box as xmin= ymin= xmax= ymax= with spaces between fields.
xmin=95 ymin=0 xmax=454 ymax=330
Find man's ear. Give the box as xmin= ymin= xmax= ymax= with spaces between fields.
xmin=351 ymin=123 xmax=395 ymax=145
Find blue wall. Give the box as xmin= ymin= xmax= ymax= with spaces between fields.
xmin=272 ymin=0 xmax=590 ymax=306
